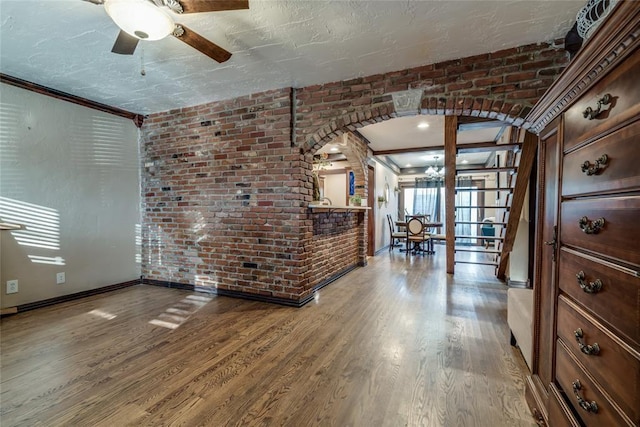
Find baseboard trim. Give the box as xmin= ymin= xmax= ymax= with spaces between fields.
xmin=142 ymin=278 xmax=196 ymax=292
xmin=2 ymin=264 xmax=364 ymax=316
xmin=142 ymin=277 xmax=309 ymax=307
xmin=313 ymin=264 xmax=358 ymax=293
xmin=375 ymin=246 xmax=388 ymax=255
xmin=143 ymin=264 xmax=361 ymax=308
xmin=4 ymin=279 xmax=141 ymax=316
xmin=1 ymin=307 xmax=18 ymax=316
xmin=507 ymin=278 xmax=530 ymax=288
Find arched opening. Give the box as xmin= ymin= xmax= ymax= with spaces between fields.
xmin=302 ymin=97 xmax=532 ymax=285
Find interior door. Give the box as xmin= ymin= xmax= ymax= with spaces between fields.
xmin=533 ymin=122 xmax=561 ymax=397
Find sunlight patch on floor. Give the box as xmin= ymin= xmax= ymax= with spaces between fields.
xmin=88 ymin=309 xmax=117 ymax=320
xmin=149 ymin=294 xmax=213 ymax=330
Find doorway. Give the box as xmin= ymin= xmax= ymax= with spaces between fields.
xmin=367 ymin=165 xmax=375 ymax=256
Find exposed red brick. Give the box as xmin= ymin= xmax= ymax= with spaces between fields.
xmin=505 ymin=71 xmax=537 ymax=83
xmin=475 ymin=76 xmax=504 ymax=86
xmin=141 ymin=39 xmax=567 ymax=305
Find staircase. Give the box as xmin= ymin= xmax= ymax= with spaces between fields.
xmin=452 ymin=127 xmax=536 ymax=279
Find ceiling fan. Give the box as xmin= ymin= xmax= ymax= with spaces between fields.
xmin=84 ymin=0 xmax=249 ymax=63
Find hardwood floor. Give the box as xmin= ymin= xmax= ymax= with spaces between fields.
xmin=0 ymin=250 xmax=534 ymax=426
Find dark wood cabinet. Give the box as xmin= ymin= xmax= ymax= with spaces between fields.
xmin=526 ymin=3 xmax=640 ymax=426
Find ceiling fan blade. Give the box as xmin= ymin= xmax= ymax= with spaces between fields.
xmin=173 ymin=25 xmax=231 ymax=63
xmin=178 ymin=0 xmax=249 ymax=14
xmin=111 ymin=30 xmax=139 ymax=55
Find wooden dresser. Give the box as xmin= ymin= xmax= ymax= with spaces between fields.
xmin=525 ymin=3 xmax=640 ymax=426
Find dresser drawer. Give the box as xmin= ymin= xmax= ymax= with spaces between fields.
xmin=555 ymin=340 xmax=633 ymax=426
xmin=557 ymin=296 xmax=640 ymax=423
xmin=562 ymin=120 xmax=640 ymax=197
xmin=558 ymin=248 xmax=640 ymax=349
xmin=560 ymin=196 xmax=640 ymax=265
xmin=564 ymin=51 xmax=640 ymax=152
xmin=549 ymin=383 xmax=581 ymax=427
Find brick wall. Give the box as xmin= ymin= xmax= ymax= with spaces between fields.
xmin=296 ymin=40 xmax=567 ymax=152
xmin=141 ymin=88 xmax=310 ymax=302
xmin=140 ymin=40 xmax=568 ymax=305
xmin=309 ymin=212 xmax=363 ymax=289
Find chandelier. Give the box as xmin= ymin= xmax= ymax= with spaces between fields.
xmin=425 ymin=156 xmax=445 ymax=179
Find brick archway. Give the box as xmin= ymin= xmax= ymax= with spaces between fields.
xmin=298 ymin=95 xmax=533 ymax=300
xmin=300 ymin=94 xmax=532 ymax=214
xmin=301 ymin=94 xmax=534 ymax=156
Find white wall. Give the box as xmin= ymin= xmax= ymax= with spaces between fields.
xmin=372 ymin=160 xmax=399 ymax=252
xmin=315 ymin=160 xmax=349 ymax=205
xmin=0 ymin=84 xmax=140 ymax=309
xmin=508 ymin=187 xmax=530 ymax=284
xmin=323 ymin=174 xmax=348 ymax=206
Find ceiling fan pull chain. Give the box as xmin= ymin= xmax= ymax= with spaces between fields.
xmin=140 ymin=45 xmax=146 ymax=76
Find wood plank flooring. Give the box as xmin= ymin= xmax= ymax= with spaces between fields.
xmin=0 ymin=250 xmax=534 ymax=426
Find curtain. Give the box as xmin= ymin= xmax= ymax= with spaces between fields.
xmin=412 ymin=177 xmax=478 ymax=245
xmin=413 ymin=178 xmax=443 ymax=223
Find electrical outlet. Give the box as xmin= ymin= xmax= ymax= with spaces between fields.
xmin=56 ymin=272 xmax=65 ymax=285
xmin=6 ymin=280 xmax=18 ymax=294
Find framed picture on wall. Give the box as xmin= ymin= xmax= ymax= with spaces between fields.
xmin=349 ymin=171 xmax=355 ymax=196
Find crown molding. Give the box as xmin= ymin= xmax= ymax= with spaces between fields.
xmin=0 ymin=73 xmax=144 ymax=128
xmin=527 ymin=1 xmax=640 ymax=134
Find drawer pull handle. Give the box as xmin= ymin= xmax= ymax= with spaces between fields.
xmin=576 ymin=271 xmax=603 ymax=293
xmin=581 ymin=154 xmax=608 ymax=176
xmin=574 ymin=328 xmax=600 ymax=355
xmin=572 ymin=380 xmax=598 ymax=413
xmin=532 ymin=408 xmax=545 ymax=426
xmin=582 ymin=93 xmax=611 ymax=120
xmin=578 ymin=216 xmax=605 ymax=234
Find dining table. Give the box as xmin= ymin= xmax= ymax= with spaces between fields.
xmin=395 ymin=217 xmax=443 ymax=254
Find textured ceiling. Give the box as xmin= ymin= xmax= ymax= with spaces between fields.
xmin=0 ymin=0 xmax=584 ymax=115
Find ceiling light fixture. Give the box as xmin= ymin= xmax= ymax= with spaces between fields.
xmin=461 ymin=159 xmax=469 ymax=164
xmin=425 ymin=156 xmax=445 ymax=179
xmin=417 ymin=122 xmax=430 ymax=129
xmin=105 ymin=0 xmax=175 ymax=41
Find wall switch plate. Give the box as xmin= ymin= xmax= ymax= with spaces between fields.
xmin=6 ymin=280 xmax=18 ymax=294
xmin=56 ymin=272 xmax=65 ymax=284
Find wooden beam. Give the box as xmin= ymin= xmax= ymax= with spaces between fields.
xmin=497 ymin=131 xmax=538 ymax=279
xmin=445 ymin=115 xmax=457 ymax=274
xmin=456 ymin=166 xmax=516 ymax=173
xmin=373 ymin=140 xmax=518 ymax=156
xmin=458 ymin=122 xmax=506 ymax=132
xmin=455 ymin=188 xmax=513 ymax=192
xmin=457 ymin=116 xmax=504 ymax=125
xmin=372 ymin=156 xmax=401 ymax=174
xmin=374 ymin=145 xmax=445 ymax=156
xmin=457 ymin=142 xmax=521 ymax=153
xmin=314 ymin=153 xmax=347 ymax=162
xmin=0 ymin=73 xmax=144 ymax=128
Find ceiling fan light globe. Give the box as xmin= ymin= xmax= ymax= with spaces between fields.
xmin=104 ymin=0 xmax=175 ymax=41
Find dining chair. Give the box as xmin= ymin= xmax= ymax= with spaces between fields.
xmin=405 ymin=216 xmax=431 ymax=254
xmin=423 ymin=214 xmax=434 ymax=253
xmin=387 ymin=214 xmax=407 ymax=252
